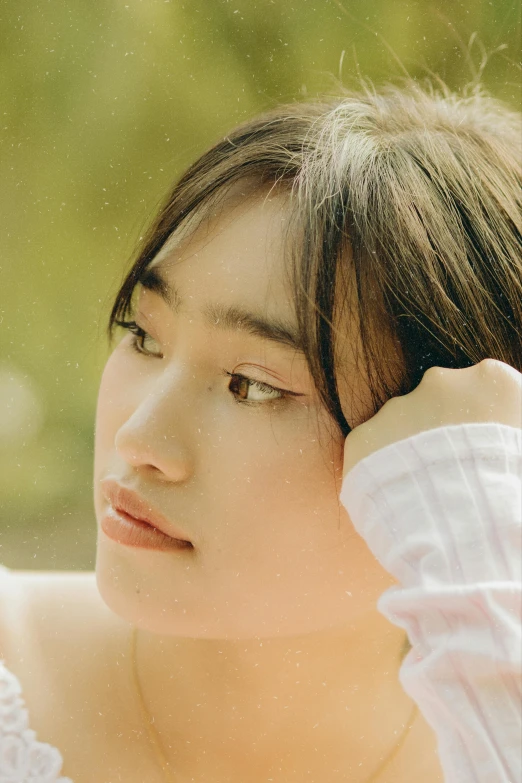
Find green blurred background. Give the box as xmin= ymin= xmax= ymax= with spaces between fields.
xmin=1 ymin=0 xmax=520 ymax=571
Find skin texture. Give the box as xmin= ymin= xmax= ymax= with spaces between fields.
xmin=93 ymin=190 xmax=442 ymax=782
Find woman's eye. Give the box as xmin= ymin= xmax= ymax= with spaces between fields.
xmin=225 ymin=371 xmax=287 ymax=405
xmin=115 ymin=319 xmax=163 ymax=358
xmin=115 ymin=319 xmax=298 ymax=407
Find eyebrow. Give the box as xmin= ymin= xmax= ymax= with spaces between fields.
xmin=138 ymin=266 xmax=305 ymax=355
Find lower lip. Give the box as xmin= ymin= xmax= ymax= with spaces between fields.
xmin=101 ymin=506 xmax=192 ymax=551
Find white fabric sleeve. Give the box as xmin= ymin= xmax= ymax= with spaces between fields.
xmin=340 ymin=422 xmax=522 ymax=783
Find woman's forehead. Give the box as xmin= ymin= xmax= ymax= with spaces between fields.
xmin=131 ymin=193 xmax=307 ymax=365
xmin=150 ymin=180 xmax=291 ymax=268
xmin=147 ymin=190 xmax=294 ymax=305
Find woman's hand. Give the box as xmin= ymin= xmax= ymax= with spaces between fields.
xmin=343 ymin=359 xmax=522 ymax=479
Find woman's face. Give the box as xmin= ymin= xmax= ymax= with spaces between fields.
xmin=93 ymin=190 xmax=395 ymax=639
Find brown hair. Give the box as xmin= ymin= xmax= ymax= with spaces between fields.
xmin=108 ymin=80 xmax=521 ymax=662
xmin=108 ymin=80 xmax=522 ymax=439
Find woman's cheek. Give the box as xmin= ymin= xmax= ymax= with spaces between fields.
xmin=96 ymin=353 xmax=123 ymax=430
xmin=94 ymin=351 xmax=137 ymax=473
xmin=205 ymin=406 xmax=345 ymax=536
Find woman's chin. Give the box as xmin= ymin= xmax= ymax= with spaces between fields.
xmin=94 ymin=542 xmax=164 ymax=630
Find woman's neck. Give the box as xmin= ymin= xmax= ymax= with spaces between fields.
xmin=129 ymin=611 xmax=424 ymax=782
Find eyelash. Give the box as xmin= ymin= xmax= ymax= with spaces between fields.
xmin=114 ymin=319 xmax=297 ymax=407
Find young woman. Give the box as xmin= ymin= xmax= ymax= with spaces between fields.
xmin=0 ymin=81 xmax=520 ymax=783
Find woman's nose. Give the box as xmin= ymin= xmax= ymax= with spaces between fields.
xmin=114 ymin=377 xmax=194 ymax=481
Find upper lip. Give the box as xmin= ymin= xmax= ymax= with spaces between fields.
xmin=101 ymin=479 xmax=191 ymax=543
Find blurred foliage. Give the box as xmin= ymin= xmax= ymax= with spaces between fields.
xmin=0 ymin=0 xmax=520 ymax=570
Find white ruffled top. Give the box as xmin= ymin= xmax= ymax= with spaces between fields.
xmin=0 ymin=655 xmax=72 ymax=782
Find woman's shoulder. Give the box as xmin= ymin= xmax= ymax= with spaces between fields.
xmin=0 ymin=565 xmax=127 ymax=662
xmin=0 ymin=562 xmax=129 ymax=695
xmin=0 ymin=565 xmax=135 ymax=777
xmin=0 ymin=648 xmax=74 ymax=782
xmin=0 ymin=562 xmax=132 ymax=685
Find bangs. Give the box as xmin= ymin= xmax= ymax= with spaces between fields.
xmin=107 ymin=82 xmax=522 ymax=444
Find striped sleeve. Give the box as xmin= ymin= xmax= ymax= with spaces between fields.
xmin=340 ymin=422 xmax=522 ymax=783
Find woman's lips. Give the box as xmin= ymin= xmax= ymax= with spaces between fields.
xmin=100 ymin=478 xmax=192 ymax=543
xmin=101 ymin=504 xmax=193 ymax=551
